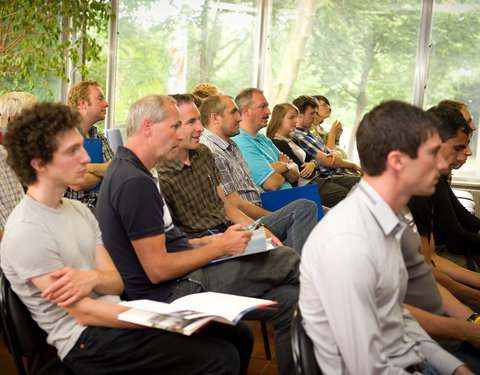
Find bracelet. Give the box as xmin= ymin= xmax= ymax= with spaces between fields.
xmin=466 ymin=313 xmax=480 ymax=323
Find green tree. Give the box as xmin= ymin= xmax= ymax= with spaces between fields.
xmin=0 ymin=0 xmax=112 ymax=96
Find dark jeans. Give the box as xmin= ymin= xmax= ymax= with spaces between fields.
xmin=311 ymin=175 xmax=360 ymax=208
xmin=166 ymin=247 xmax=300 ymax=375
xmin=261 ymin=198 xmax=317 ymax=254
xmin=64 ymin=322 xmax=253 ymax=375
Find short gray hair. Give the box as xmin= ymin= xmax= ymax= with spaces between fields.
xmin=0 ymin=92 xmax=37 ymax=129
xmin=235 ymin=88 xmax=264 ymax=115
xmin=126 ymin=94 xmax=176 ymax=137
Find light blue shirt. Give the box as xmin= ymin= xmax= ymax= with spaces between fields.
xmin=233 ymin=128 xmax=292 ymax=190
xmin=300 ymin=179 xmax=463 ymax=375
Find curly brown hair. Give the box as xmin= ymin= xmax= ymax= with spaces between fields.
xmin=4 ymin=101 xmax=82 ymax=185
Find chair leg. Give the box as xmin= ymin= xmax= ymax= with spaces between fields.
xmin=260 ymin=320 xmax=272 ymax=360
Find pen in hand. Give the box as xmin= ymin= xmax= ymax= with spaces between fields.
xmin=245 ymin=217 xmax=264 ymax=231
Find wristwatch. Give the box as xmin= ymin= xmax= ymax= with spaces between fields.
xmin=467 ymin=313 xmax=480 ymax=323
xmin=283 ymin=162 xmax=290 ymax=173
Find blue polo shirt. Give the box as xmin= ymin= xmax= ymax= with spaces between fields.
xmin=233 ymin=128 xmax=292 ymax=190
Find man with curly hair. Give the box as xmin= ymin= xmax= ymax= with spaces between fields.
xmin=1 ymin=101 xmax=252 ymax=375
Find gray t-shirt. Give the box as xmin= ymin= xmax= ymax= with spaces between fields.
xmin=0 ymin=196 xmax=120 ymax=359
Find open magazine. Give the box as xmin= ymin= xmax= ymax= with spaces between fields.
xmin=210 ymin=227 xmax=276 ymax=264
xmin=118 ymin=292 xmax=277 ymax=336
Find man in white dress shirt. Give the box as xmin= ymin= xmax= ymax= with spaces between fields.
xmin=300 ymin=100 xmax=471 ymax=374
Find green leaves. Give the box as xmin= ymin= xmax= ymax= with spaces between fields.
xmin=0 ymin=0 xmax=112 ymax=96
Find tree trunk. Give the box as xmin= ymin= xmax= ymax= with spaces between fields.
xmin=267 ymin=0 xmax=319 ymax=105
xmin=347 ymin=31 xmax=378 ymax=158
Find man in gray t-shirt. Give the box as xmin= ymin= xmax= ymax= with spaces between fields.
xmin=1 ymin=100 xmax=251 ymax=375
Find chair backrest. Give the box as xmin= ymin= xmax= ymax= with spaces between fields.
xmin=291 ymin=306 xmax=322 ymax=375
xmin=106 ymin=128 xmax=124 ymax=153
xmin=0 ymin=272 xmax=70 ymax=375
xmin=260 ymin=184 xmax=324 ymax=222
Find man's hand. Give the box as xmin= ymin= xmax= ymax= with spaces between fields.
xmin=300 ymin=161 xmax=316 ymax=178
xmin=218 ymin=224 xmax=253 ymax=256
xmin=453 ymin=365 xmax=474 ymax=375
xmin=41 ymin=267 xmax=98 ymax=307
xmin=264 ymin=227 xmax=282 ymax=247
xmin=278 ymin=153 xmax=291 ymax=164
xmin=330 ymin=120 xmax=343 ymax=139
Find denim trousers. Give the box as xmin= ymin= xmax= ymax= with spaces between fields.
xmin=260 ymin=198 xmax=317 ymax=255
xmin=166 ymin=247 xmax=300 ymax=375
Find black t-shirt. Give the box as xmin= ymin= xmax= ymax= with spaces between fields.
xmin=96 ymin=146 xmax=192 ymax=301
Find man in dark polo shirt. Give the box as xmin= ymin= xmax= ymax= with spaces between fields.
xmin=96 ymin=94 xmax=300 ymax=375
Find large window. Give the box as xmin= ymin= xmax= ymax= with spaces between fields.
xmin=115 ymin=0 xmax=259 ymax=131
xmin=269 ymin=0 xmax=421 ymax=159
xmin=425 ymin=0 xmax=480 ymax=181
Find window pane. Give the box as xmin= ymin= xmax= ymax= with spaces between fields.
xmin=268 ymin=0 xmax=421 ymax=159
xmin=425 ymin=0 xmax=480 ymax=181
xmin=115 ymin=0 xmax=258 ymax=132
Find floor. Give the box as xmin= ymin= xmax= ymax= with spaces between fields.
xmin=0 ymin=321 xmax=277 ymax=375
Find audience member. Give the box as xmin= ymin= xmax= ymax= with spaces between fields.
xmin=0 ymin=92 xmax=36 ymax=242
xmin=311 ymin=94 xmax=347 ymax=158
xmin=300 ymin=100 xmax=470 ymax=374
xmin=232 ymin=88 xmax=301 ymax=191
xmin=158 ymin=94 xmax=316 ymax=253
xmin=402 ymin=209 xmax=480 ymax=372
xmin=193 ymin=82 xmax=221 ymax=96
xmin=95 ymin=94 xmax=300 ymax=375
xmin=65 ymin=80 xmax=113 ymax=210
xmin=199 ymin=94 xmax=318 ymax=221
xmin=1 ymin=101 xmax=250 ymax=375
xmin=292 ymin=95 xmax=362 ymax=175
xmin=266 ymin=102 xmax=359 ymax=207
xmin=408 ymin=105 xmax=480 ymax=305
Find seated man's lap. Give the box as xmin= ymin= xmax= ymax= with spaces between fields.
xmin=64 ymin=325 xmax=241 ymax=375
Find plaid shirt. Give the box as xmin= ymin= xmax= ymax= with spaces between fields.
xmin=64 ymin=126 xmax=114 ymax=209
xmin=0 ymin=146 xmax=24 ymax=230
xmin=155 ymin=144 xmax=233 ymax=238
xmin=200 ymin=128 xmax=262 ymax=207
xmin=292 ymin=127 xmax=338 ymax=175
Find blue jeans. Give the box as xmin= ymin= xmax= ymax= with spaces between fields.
xmin=260 ymin=198 xmax=317 ymax=254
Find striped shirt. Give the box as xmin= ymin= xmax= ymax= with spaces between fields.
xmin=200 ymin=128 xmax=262 ymax=207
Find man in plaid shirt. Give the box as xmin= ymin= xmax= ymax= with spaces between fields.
xmin=64 ymin=81 xmax=113 ymax=211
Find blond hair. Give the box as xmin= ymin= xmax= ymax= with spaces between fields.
xmin=0 ymin=92 xmax=37 ymax=130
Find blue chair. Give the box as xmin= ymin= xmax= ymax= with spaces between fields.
xmin=260 ymin=184 xmax=324 ymax=222
xmin=106 ymin=128 xmax=124 ymax=153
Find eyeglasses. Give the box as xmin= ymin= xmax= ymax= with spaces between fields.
xmin=318 ymin=103 xmax=330 ymax=108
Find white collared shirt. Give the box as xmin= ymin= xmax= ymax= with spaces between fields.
xmin=300 ymin=179 xmax=462 ymax=375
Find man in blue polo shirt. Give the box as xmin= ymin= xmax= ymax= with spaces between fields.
xmin=233 ymin=88 xmax=299 ymax=191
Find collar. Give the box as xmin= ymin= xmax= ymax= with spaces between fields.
xmin=202 ymin=128 xmax=231 ymax=151
xmin=274 ymin=133 xmax=292 ymax=142
xmin=160 ymin=148 xmax=200 ymax=171
xmin=356 ymin=179 xmax=405 ymax=238
xmin=115 ymin=146 xmax=153 ymax=177
xmin=294 ymin=127 xmax=310 ymax=134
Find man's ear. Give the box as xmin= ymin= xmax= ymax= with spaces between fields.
xmin=386 ymin=150 xmax=408 ymax=173
xmin=211 ymin=112 xmax=221 ymax=126
xmin=30 ymin=158 xmax=46 ymax=172
xmin=141 ymin=119 xmax=153 ymax=137
xmin=78 ymin=98 xmax=88 ymax=111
